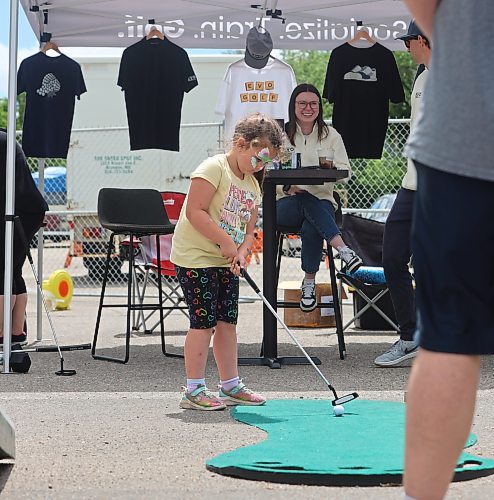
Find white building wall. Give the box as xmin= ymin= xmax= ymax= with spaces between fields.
xmin=71 ymin=54 xmax=239 ymax=128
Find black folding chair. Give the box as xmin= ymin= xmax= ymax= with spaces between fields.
xmin=338 ymin=214 xmax=398 ymax=332
xmin=92 ymin=188 xmax=183 ymax=363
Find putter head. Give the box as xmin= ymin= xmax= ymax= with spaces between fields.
xmin=332 ymin=392 xmax=359 ymax=406
xmin=56 ymin=358 xmax=76 ymax=376
xmin=56 ymin=369 xmax=76 ymax=376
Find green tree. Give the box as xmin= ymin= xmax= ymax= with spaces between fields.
xmin=0 ymin=95 xmax=26 ymax=130
xmin=0 ymin=98 xmax=7 ymax=129
xmin=389 ymin=52 xmax=418 ymax=118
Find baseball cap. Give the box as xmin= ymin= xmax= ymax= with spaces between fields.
xmin=395 ymin=20 xmax=425 ymax=41
xmin=245 ymin=27 xmax=273 ymax=69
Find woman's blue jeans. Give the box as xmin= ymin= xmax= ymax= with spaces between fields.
xmin=276 ymin=192 xmax=340 ymax=274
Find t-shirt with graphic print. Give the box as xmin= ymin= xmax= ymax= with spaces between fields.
xmin=170 ymin=154 xmax=261 ymax=269
xmin=323 ymin=42 xmax=404 ymax=159
xmin=215 ymin=58 xmax=296 ymax=140
xmin=17 ymin=52 xmax=86 ymax=159
xmin=117 ymin=37 xmax=198 ymax=152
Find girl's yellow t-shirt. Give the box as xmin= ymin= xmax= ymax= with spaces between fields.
xmin=170 ymin=154 xmax=261 ymax=268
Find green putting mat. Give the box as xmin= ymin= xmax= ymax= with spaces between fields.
xmin=207 ymin=399 xmax=494 ymax=486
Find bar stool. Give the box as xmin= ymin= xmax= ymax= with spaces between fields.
xmin=274 ymin=193 xmax=347 ymax=359
xmin=92 ymin=188 xmax=183 ymax=364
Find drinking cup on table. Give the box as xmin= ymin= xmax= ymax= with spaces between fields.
xmin=317 ymin=148 xmax=335 ymax=169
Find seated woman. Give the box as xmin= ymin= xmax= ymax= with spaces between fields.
xmin=277 ymin=83 xmax=362 ymax=312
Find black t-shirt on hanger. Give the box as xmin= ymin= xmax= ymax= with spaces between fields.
xmin=117 ymin=37 xmax=198 ymax=152
xmin=323 ymin=42 xmax=405 ymax=159
xmin=17 ymin=52 xmax=87 ymax=159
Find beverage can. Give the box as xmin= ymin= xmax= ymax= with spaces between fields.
xmin=290 ymin=152 xmax=301 ymax=169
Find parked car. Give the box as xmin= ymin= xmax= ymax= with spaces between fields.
xmin=31 ymin=166 xmax=67 ymax=206
xmin=362 ymin=193 xmax=397 ymax=223
xmin=31 ymin=167 xmax=69 ymax=242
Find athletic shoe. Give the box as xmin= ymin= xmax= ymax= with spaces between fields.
xmin=218 ymin=381 xmax=266 ymax=406
xmin=338 ymin=246 xmax=363 ymax=273
xmin=0 ymin=332 xmax=28 ymax=346
xmin=374 ymin=339 xmax=418 ymax=367
xmin=300 ymin=279 xmax=317 ymax=312
xmin=179 ymin=385 xmax=226 ymax=411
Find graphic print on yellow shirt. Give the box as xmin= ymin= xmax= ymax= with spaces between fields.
xmin=170 ymin=154 xmax=261 ymax=269
xmin=219 ymin=184 xmax=257 ymax=244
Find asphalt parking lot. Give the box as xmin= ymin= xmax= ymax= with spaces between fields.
xmin=1 ymin=258 xmax=494 ymax=499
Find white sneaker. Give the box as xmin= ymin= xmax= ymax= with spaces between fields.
xmin=374 ymin=339 xmax=418 ymax=367
xmin=338 ymin=246 xmax=363 ymax=273
xmin=300 ymin=279 xmax=317 ymax=312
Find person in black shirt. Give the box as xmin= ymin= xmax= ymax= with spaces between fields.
xmin=0 ymin=130 xmax=48 ymax=345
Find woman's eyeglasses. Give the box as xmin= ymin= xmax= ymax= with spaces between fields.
xmin=296 ymin=100 xmax=319 ymax=110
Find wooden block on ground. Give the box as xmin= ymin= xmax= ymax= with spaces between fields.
xmin=279 ymin=281 xmax=346 ymax=328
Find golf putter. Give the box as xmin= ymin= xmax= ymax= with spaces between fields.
xmin=241 ymin=268 xmax=358 ymax=406
xmin=14 ymin=216 xmax=84 ymax=376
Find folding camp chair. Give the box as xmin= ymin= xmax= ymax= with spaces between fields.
xmin=128 ymin=192 xmax=189 ymax=334
xmin=338 ymin=214 xmax=399 ymax=332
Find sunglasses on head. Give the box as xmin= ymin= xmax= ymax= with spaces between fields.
xmin=251 ymin=147 xmax=276 ymax=170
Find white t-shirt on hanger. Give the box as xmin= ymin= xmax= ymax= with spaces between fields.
xmin=215 ymin=58 xmax=297 ymax=140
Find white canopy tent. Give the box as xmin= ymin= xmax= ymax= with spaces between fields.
xmin=20 ymin=0 xmax=410 ymax=50
xmin=3 ymin=0 xmax=411 ymax=372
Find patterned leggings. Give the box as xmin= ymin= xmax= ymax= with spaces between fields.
xmin=175 ymin=266 xmax=239 ymax=329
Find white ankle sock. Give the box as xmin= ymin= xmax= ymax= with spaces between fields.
xmin=186 ymin=378 xmax=205 ymax=393
xmin=221 ymin=376 xmax=240 ymax=392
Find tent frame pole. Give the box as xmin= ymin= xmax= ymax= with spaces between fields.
xmin=3 ymin=0 xmax=20 ymax=374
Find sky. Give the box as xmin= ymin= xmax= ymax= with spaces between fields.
xmin=1 ymin=2 xmax=39 ymax=97
xmin=0 ymin=2 xmax=226 ymax=98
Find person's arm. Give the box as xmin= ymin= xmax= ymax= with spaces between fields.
xmin=404 ymin=0 xmax=439 ymax=39
xmin=185 ymin=177 xmax=237 ymax=261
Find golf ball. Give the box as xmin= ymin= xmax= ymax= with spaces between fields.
xmin=333 ymin=404 xmax=345 ymax=416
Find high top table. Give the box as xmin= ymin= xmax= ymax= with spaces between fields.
xmin=239 ymin=168 xmax=349 ymax=369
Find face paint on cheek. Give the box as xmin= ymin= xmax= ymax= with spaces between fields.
xmin=251 ymin=156 xmax=258 ymax=169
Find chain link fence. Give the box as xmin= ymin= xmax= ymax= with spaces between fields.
xmin=23 ymin=119 xmax=410 ymax=296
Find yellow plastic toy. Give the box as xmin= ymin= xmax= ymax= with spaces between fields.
xmin=42 ymin=270 xmax=74 ymax=311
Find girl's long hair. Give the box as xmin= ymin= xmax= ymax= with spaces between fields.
xmin=285 ymin=83 xmax=329 ymax=146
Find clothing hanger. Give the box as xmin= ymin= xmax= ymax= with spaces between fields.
xmin=40 ymin=40 xmax=62 ymax=55
xmin=348 ymin=22 xmax=376 ymax=45
xmin=146 ymin=25 xmax=165 ymax=40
